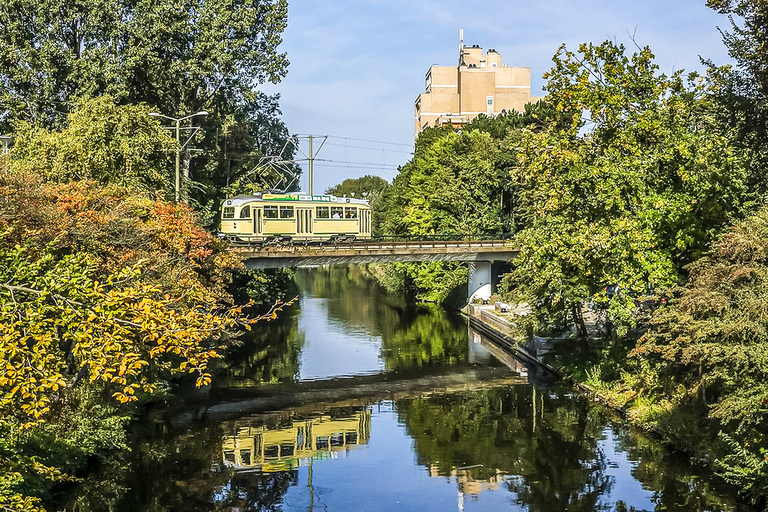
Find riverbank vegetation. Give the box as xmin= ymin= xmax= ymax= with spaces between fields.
xmin=376 ymin=1 xmax=768 ymax=506
xmin=0 ymin=107 xmax=292 ymax=509
xmin=0 ymin=1 xmax=296 ymax=508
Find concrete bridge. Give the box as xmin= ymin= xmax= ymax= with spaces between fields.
xmin=232 ymin=239 xmax=518 ymax=302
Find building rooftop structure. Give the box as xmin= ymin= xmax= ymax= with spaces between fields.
xmin=414 ymin=30 xmax=537 ymax=137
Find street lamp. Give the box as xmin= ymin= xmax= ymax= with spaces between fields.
xmin=149 ymin=110 xmax=209 ymax=202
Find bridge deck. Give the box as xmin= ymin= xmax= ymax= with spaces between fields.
xmin=234 ymin=240 xmax=519 ymax=268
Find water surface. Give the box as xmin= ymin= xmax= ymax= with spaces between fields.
xmin=64 ymin=266 xmax=751 ymax=511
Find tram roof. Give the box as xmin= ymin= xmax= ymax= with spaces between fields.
xmin=224 ymin=193 xmax=369 ymax=206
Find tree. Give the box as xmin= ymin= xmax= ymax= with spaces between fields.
xmin=373 ymin=129 xmax=512 ymax=304
xmin=503 ymin=41 xmax=748 ymax=338
xmin=325 ymin=175 xmax=390 ymax=201
xmin=381 ymin=129 xmax=512 ymax=236
xmin=9 ymin=96 xmax=176 ymax=191
xmin=704 ymin=0 xmax=768 ymax=205
xmin=0 ymin=0 xmax=289 ymax=129
xmin=0 ymin=0 xmax=299 ymax=209
xmin=0 ymin=165 xmax=292 ymax=509
xmin=633 ymin=205 xmax=768 ymax=505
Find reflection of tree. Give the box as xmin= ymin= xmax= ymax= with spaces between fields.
xmin=609 ymin=426 xmax=742 ymax=511
xmin=296 ymin=266 xmax=472 ymax=371
xmin=396 ymin=385 xmax=614 ymax=510
xmin=212 ymin=471 xmax=298 ymax=511
xmin=380 ymin=303 xmax=469 ymax=370
xmin=295 ymin=265 xmax=400 ymax=336
xmin=215 ymin=308 xmax=304 ymax=387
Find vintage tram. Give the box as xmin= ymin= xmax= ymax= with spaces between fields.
xmin=219 ymin=192 xmax=372 ymax=244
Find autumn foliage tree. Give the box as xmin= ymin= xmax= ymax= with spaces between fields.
xmin=0 ymin=166 xmax=287 ymax=509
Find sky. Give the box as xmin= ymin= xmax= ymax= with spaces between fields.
xmin=263 ymin=0 xmax=736 ymax=194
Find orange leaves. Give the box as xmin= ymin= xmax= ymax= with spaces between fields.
xmin=149 ymin=201 xmax=214 ymax=262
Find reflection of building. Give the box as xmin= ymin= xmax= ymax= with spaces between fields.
xmin=414 ymin=29 xmax=537 ymax=137
xmin=222 ymin=409 xmax=372 ymax=473
xmin=429 ymin=465 xmax=508 ymax=504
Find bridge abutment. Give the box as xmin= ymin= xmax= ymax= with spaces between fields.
xmin=468 ymin=261 xmax=492 ymax=303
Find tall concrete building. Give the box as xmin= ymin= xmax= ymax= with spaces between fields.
xmin=414 ymin=30 xmax=536 ymax=137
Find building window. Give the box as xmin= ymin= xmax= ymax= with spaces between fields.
xmin=264 ymin=206 xmax=279 ymax=219
xmin=279 ymin=206 xmax=294 ymax=219
xmin=239 ymin=205 xmax=251 ymax=218
xmin=487 ymin=97 xmax=494 ymax=105
xmin=316 ymin=206 xmax=330 ymax=218
xmin=222 ymin=207 xmax=235 ymax=219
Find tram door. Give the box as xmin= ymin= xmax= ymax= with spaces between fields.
xmin=296 ymin=207 xmax=313 ymax=239
xmin=253 ymin=208 xmax=262 ymax=235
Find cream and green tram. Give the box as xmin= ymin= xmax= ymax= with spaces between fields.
xmin=219 ymin=193 xmax=372 ymax=243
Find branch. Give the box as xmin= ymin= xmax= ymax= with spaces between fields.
xmin=0 ymin=283 xmax=142 ymax=328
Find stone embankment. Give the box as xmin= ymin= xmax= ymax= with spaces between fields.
xmin=463 ymin=303 xmax=633 ymax=417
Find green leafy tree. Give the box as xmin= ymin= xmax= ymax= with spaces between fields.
xmin=325 ymin=175 xmax=389 ymax=201
xmin=633 ymin=205 xmax=768 ymax=506
xmin=374 ymin=129 xmax=513 ymax=304
xmin=0 ymin=0 xmax=288 ymax=129
xmin=503 ymin=41 xmax=748 ymax=338
xmin=0 ymin=0 xmax=299 ymax=208
xmin=9 ymin=96 xmax=176 ymax=191
xmin=704 ymin=0 xmax=768 ymax=206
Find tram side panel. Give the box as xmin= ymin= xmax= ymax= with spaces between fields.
xmin=220 ymin=199 xmax=372 ymax=243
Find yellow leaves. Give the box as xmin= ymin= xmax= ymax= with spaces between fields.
xmin=195 ymin=373 xmax=212 ymax=387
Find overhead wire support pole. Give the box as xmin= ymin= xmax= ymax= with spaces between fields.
xmin=308 ymin=135 xmax=313 ymax=196
xmin=293 ymin=135 xmax=327 ymax=196
xmin=149 ymin=110 xmax=209 ymax=203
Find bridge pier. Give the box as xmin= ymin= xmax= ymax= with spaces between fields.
xmin=468 ymin=261 xmax=492 ymax=303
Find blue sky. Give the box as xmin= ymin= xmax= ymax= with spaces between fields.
xmin=264 ymin=1 xmax=734 ymax=194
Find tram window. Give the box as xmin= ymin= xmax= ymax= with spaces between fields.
xmin=239 ymin=205 xmax=251 ymax=219
xmin=316 ymin=206 xmax=330 ymax=218
xmin=345 ymin=432 xmax=358 ymax=444
xmin=280 ymin=443 xmax=295 ymax=457
xmin=222 ymin=207 xmax=235 ymax=219
xmin=223 ymin=451 xmax=236 ymax=463
xmin=279 ymin=206 xmax=294 ymax=219
xmin=240 ymin=450 xmax=251 ymax=465
xmin=264 ymin=445 xmax=279 ymax=458
xmin=330 ymin=433 xmax=344 ymax=447
xmin=316 ymin=436 xmax=329 ymax=449
xmin=331 ymin=207 xmax=343 ymax=219
xmin=264 ymin=206 xmax=279 ymax=219
xmin=345 ymin=207 xmax=357 ymax=219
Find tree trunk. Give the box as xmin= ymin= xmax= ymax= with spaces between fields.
xmin=571 ymin=302 xmax=589 ymax=340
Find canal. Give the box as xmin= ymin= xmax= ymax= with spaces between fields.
xmin=64 ymin=266 xmax=751 ymax=511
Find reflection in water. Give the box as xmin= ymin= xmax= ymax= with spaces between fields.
xmin=217 ymin=266 xmax=474 ymax=387
xmin=221 ymin=408 xmax=371 ymax=473
xmin=57 ymin=265 xmax=752 ymax=511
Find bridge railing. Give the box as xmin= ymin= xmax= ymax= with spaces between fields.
xmin=370 ymin=233 xmax=514 ymax=243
